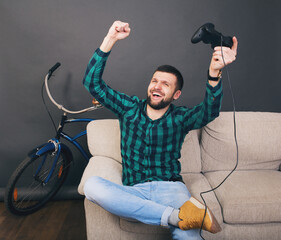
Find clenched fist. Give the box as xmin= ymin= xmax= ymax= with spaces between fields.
xmin=100 ymin=21 xmax=131 ymax=52
xmin=107 ymin=21 xmax=131 ymax=40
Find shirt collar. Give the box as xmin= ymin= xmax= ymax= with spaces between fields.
xmin=141 ymin=99 xmax=174 ymax=122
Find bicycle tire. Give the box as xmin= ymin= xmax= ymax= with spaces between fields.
xmin=4 ymin=144 xmax=72 ymax=215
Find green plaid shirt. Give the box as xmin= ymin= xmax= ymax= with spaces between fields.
xmin=83 ymin=48 xmax=223 ymax=186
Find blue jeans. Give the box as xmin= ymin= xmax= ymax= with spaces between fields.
xmin=84 ymin=176 xmax=201 ymax=240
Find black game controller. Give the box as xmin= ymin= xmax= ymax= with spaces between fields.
xmin=191 ymin=23 xmax=233 ymax=49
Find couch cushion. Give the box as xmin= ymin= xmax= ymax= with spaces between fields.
xmin=205 ymin=170 xmax=281 ymax=224
xmin=179 ymin=129 xmax=202 ymax=173
xmin=87 ymin=119 xmax=122 ymax=163
xmin=201 ymin=112 xmax=281 ymax=172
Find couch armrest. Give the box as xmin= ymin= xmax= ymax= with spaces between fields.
xmin=78 ymin=156 xmax=122 ymax=195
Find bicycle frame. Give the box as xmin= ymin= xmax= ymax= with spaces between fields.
xmin=60 ymin=117 xmax=94 ymax=161
xmin=4 ymin=63 xmax=102 ymax=216
xmin=32 ymin=114 xmax=95 ymax=185
xmin=28 ymin=64 xmax=102 ymax=186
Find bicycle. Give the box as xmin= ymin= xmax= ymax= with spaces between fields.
xmin=4 ymin=63 xmax=102 ymax=215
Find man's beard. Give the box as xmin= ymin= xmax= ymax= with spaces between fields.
xmin=146 ymin=95 xmax=173 ymax=110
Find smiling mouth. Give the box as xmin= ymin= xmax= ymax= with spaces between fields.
xmin=152 ymin=92 xmax=163 ymax=98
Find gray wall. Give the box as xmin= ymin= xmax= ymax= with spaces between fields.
xmin=1 ymin=0 xmax=280 ymax=199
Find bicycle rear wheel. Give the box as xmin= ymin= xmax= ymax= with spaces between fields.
xmin=5 ymin=144 xmax=72 ymax=215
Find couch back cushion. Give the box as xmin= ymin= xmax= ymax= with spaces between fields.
xmin=201 ymin=112 xmax=281 ymax=172
xmin=179 ymin=129 xmax=202 ymax=173
xmin=87 ymin=119 xmax=122 ymax=163
xmin=87 ymin=119 xmax=202 ymax=173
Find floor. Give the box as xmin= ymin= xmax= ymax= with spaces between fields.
xmin=0 ymin=200 xmax=87 ymax=240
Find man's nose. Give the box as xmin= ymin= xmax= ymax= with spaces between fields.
xmin=154 ymin=82 xmax=162 ymax=90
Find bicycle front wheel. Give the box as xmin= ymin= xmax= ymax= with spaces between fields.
xmin=5 ymin=144 xmax=72 ymax=215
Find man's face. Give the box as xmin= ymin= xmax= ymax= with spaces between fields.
xmin=147 ymin=71 xmax=181 ymax=110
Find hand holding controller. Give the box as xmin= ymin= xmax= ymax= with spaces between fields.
xmin=190 ymin=23 xmax=238 ymax=87
xmin=191 ymin=23 xmax=233 ymax=49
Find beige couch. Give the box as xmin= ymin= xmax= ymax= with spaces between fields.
xmin=78 ymin=112 xmax=281 ymax=240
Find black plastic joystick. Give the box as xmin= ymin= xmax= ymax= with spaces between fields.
xmin=191 ymin=23 xmax=233 ymax=49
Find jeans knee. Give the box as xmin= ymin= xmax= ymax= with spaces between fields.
xmin=84 ymin=176 xmax=104 ymax=202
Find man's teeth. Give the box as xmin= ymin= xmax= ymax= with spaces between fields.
xmin=153 ymin=93 xmax=161 ymax=96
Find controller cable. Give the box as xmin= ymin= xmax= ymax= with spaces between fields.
xmin=199 ymin=35 xmax=239 ymax=239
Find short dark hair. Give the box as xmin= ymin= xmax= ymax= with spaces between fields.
xmin=154 ymin=65 xmax=184 ymax=91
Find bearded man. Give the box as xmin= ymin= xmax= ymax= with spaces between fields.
xmin=83 ymin=21 xmax=237 ymax=240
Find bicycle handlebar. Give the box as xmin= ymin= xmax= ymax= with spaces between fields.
xmin=45 ymin=64 xmax=102 ymax=114
xmin=48 ymin=62 xmax=61 ymax=79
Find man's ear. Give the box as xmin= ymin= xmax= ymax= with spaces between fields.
xmin=173 ymin=90 xmax=181 ymax=100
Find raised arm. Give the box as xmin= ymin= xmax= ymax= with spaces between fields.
xmin=182 ymin=37 xmax=238 ymax=131
xmin=83 ymin=21 xmax=137 ymax=117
